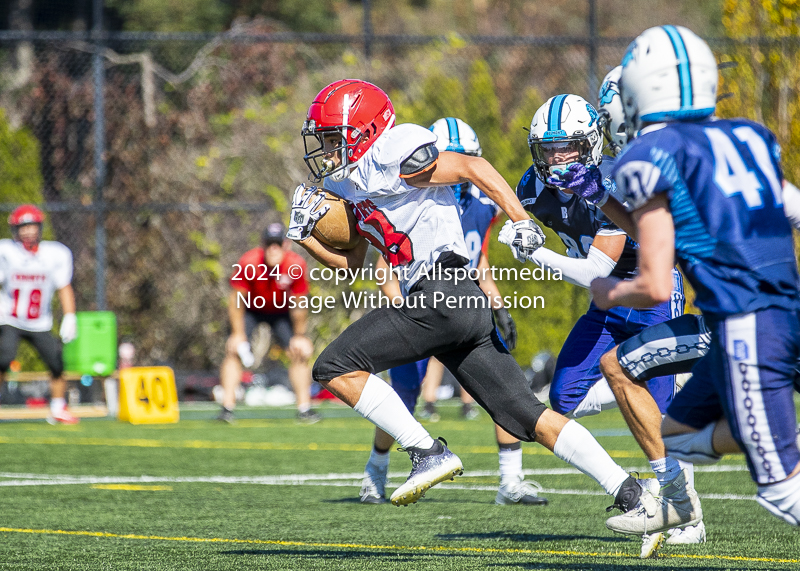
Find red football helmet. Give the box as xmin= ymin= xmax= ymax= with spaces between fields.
xmin=8 ymin=204 xmax=45 ymax=251
xmin=302 ymin=79 xmax=395 ymax=182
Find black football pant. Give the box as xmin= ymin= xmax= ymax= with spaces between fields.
xmin=313 ymin=273 xmax=547 ymax=442
xmin=0 ymin=325 xmax=64 ymax=377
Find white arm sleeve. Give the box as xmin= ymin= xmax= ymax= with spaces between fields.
xmin=783 ymin=180 xmax=800 ymax=231
xmin=528 ymin=245 xmax=617 ymax=289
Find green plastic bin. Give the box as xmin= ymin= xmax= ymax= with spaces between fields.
xmin=62 ymin=311 xmax=118 ymax=376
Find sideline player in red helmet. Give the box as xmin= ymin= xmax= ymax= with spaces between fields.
xmin=287 ymin=79 xmax=652 ymax=513
xmin=0 ymin=205 xmax=79 ymax=424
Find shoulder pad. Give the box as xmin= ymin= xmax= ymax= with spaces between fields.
xmin=399 ymin=143 xmax=439 ymax=178
xmin=517 ymin=167 xmax=543 ymax=206
xmin=374 ymin=124 xmax=437 ymax=167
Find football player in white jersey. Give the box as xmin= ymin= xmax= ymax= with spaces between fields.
xmin=286 ymin=79 xmax=655 ymax=513
xmin=358 ymin=118 xmax=544 ymax=506
xmin=0 ymin=205 xmax=78 ymax=424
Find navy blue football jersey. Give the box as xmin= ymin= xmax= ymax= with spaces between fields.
xmin=613 ymin=118 xmax=800 ymax=319
xmin=457 ymin=184 xmax=498 ymax=269
xmin=516 ymin=158 xmax=638 ymax=280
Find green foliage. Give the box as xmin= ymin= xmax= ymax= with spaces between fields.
xmin=274 ymin=0 xmax=340 ymax=33
xmin=227 ymin=0 xmax=340 ymax=33
xmin=108 ymin=0 xmax=230 ymax=32
xmin=0 ymin=109 xmax=44 ymax=239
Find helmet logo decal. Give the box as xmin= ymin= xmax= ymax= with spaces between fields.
xmin=382 ymin=108 xmax=391 ymax=121
xmin=599 ymin=81 xmax=618 ymax=106
xmin=586 ymin=104 xmax=598 ymax=127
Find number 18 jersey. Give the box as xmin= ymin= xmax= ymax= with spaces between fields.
xmin=0 ymin=239 xmax=73 ymax=332
xmin=613 ymin=118 xmax=800 ymax=319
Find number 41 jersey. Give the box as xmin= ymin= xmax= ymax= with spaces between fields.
xmin=0 ymin=239 xmax=73 ymax=332
xmin=613 ymin=118 xmax=800 ymax=319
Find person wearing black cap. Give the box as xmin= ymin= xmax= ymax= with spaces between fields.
xmin=218 ymin=222 xmax=319 ymax=423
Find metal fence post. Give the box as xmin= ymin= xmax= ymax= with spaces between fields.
xmin=363 ymin=0 xmax=372 ymax=62
xmin=587 ymin=0 xmax=598 ymax=101
xmin=92 ymin=0 xmax=107 ymax=310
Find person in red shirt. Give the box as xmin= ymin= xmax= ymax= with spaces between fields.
xmin=218 ymin=222 xmax=318 ymax=423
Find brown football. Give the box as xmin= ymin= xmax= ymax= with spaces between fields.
xmin=311 ymin=190 xmax=360 ymax=250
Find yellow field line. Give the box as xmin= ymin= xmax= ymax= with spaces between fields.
xmin=90 ymin=485 xmax=172 ymax=491
xmin=0 ymin=526 xmax=797 ymax=564
xmin=0 ymin=435 xmax=643 ymax=458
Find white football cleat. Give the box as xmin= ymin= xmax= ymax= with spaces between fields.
xmin=666 ymin=521 xmax=707 ymax=544
xmin=640 ymin=532 xmax=666 ymax=558
xmin=47 ymin=408 xmax=80 ymax=425
xmin=359 ymin=461 xmax=388 ymax=505
xmin=606 ymin=470 xmax=703 ymax=535
xmin=495 ymin=476 xmax=548 ymax=505
xmin=390 ymin=437 xmax=463 ymax=506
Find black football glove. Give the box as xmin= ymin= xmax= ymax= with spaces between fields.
xmin=494 ymin=307 xmax=517 ymax=351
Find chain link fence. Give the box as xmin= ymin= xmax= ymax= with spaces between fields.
xmin=1 ymin=21 xmax=798 ymax=372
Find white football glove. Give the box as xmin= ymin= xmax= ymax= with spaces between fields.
xmin=60 ymin=313 xmax=77 ymax=344
xmin=237 ymin=341 xmax=255 ymax=368
xmin=498 ymin=219 xmax=545 ymax=262
xmin=286 ymin=184 xmax=330 ymax=241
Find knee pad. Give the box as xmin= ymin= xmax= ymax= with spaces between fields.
xmin=757 ymin=473 xmax=800 ymax=526
xmin=663 ymin=423 xmax=722 ymax=465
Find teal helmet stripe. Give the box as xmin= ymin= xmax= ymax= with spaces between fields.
xmin=548 ymin=95 xmax=568 ymax=133
xmin=444 ymin=117 xmax=465 ymax=153
xmin=662 ymin=25 xmax=693 ymax=108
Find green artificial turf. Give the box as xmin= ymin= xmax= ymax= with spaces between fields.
xmin=0 ymin=402 xmax=798 ymax=570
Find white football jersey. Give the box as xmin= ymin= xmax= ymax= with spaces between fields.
xmin=0 ymin=239 xmax=73 ymax=332
xmin=325 ymin=123 xmax=469 ymax=294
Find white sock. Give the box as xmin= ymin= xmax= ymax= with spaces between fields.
xmin=650 ymin=456 xmax=683 ymax=486
xmin=50 ymin=397 xmax=66 ymax=415
xmin=354 ymin=375 xmax=434 ymax=450
xmin=677 ymin=459 xmax=695 ymax=488
xmin=297 ymin=403 xmax=311 ymax=414
xmin=757 ymin=472 xmax=800 ymax=525
xmin=368 ymin=447 xmax=390 ymax=470
xmin=553 ymin=420 xmax=629 ymax=496
xmin=498 ymin=446 xmax=523 ymax=485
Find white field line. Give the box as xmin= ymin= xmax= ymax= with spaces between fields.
xmin=0 ymin=466 xmax=756 ymax=500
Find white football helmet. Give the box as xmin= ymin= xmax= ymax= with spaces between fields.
xmin=528 ymin=94 xmax=603 ymax=183
xmin=620 ymin=25 xmax=718 ymax=139
xmin=429 ymin=117 xmax=482 ymax=156
xmin=597 ymin=66 xmax=626 ymax=156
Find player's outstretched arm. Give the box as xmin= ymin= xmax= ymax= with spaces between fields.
xmin=405 ymin=152 xmax=529 ymax=223
xmin=590 ymin=195 xmax=675 ymax=310
xmin=599 ymin=196 xmax=639 ymax=240
xmin=528 ymin=234 xmax=623 ymax=289
xmin=295 ymin=235 xmax=369 ymax=270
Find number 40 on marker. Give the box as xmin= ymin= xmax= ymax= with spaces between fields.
xmin=118 ymin=367 xmax=180 ymax=424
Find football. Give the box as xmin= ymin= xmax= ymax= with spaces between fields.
xmin=311 ymin=189 xmax=360 ymax=250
